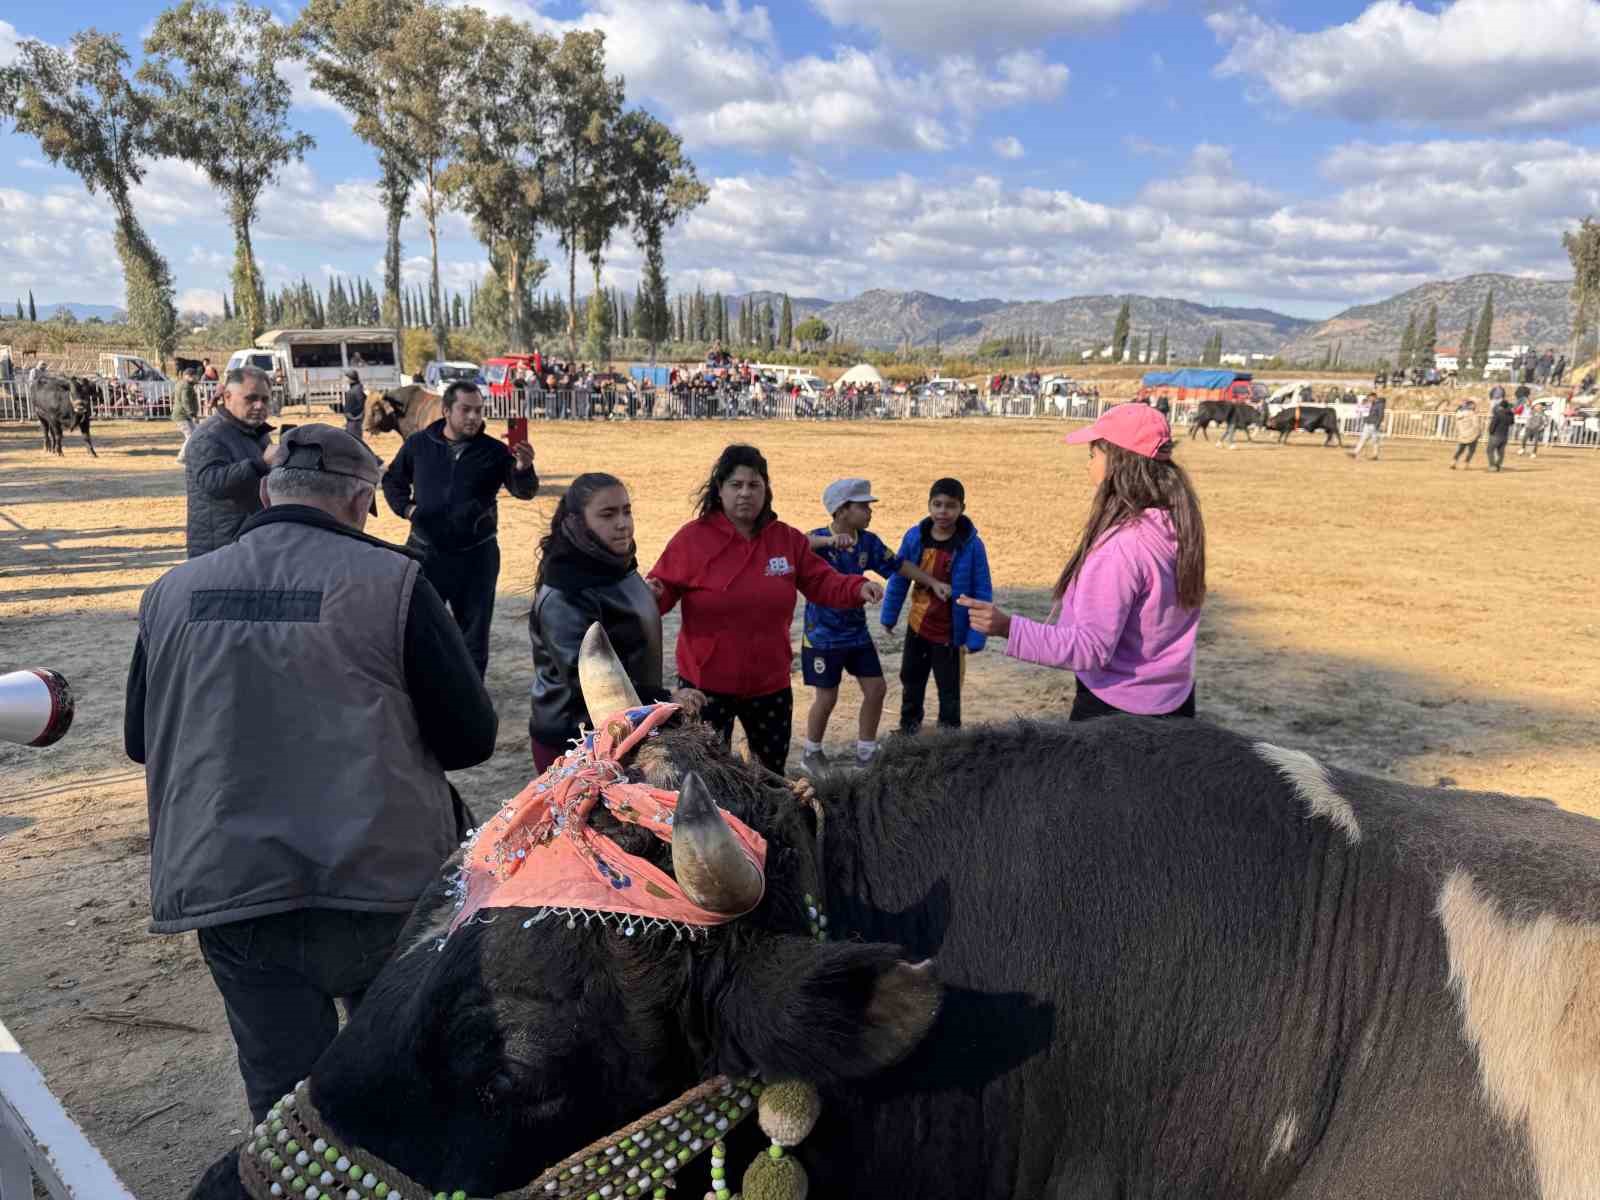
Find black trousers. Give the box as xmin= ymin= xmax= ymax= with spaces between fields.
xmin=1070 ymin=680 xmax=1196 ymax=721
xmin=1486 ymin=436 xmax=1508 ymax=469
xmin=693 ymin=685 xmax=793 ymax=776
xmin=899 ymin=631 xmax=963 ymax=732
xmin=1453 ymin=439 xmax=1479 ymax=464
xmin=197 ymin=909 xmax=410 ymax=1121
xmin=414 ymin=538 xmax=500 ymax=676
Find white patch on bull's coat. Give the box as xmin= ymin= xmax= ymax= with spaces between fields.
xmin=1264 ymin=1111 xmax=1299 ymax=1167
xmin=1253 ymin=743 xmax=1363 ymax=843
xmin=1438 ymin=870 xmax=1600 ymax=1200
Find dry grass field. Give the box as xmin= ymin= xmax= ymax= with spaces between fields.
xmin=2 ymin=413 xmax=1598 ymax=1195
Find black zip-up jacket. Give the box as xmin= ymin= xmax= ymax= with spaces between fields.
xmin=343 ymin=381 xmax=366 ymax=421
xmin=381 ymin=418 xmax=538 ymax=553
xmin=1488 ymin=403 xmax=1515 ymax=438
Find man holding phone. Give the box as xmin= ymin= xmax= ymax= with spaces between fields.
xmin=381 ymin=381 xmax=538 ymax=676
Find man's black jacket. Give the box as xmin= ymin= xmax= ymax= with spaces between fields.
xmin=381 ymin=419 xmax=537 ymax=553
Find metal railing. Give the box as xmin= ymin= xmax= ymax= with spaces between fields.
xmin=0 ymin=1017 xmax=138 ymax=1199
xmin=4 ymin=378 xmax=1598 ymax=446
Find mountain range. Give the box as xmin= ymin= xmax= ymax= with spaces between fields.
xmin=726 ymin=274 xmax=1574 ymax=364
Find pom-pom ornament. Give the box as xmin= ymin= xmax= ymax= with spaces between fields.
xmin=742 ymin=1146 xmax=807 ymax=1200
xmin=755 ymin=1080 xmax=820 ymax=1148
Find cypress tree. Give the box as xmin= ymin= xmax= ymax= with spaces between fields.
xmin=1143 ymin=330 xmax=1153 ymax=363
xmin=222 ymin=293 xmax=232 ymax=322
xmin=28 ymin=290 xmax=36 ymax=322
xmin=1158 ymin=330 xmax=1168 ymax=364
xmin=780 ymin=294 xmax=793 ymax=348
xmin=1472 ymin=290 xmax=1494 ymax=370
xmin=1416 ymin=304 xmax=1438 ymax=369
xmin=1396 ymin=310 xmax=1417 ymax=372
xmin=1459 ymin=313 xmax=1476 ymax=373
xmin=1111 ymin=299 xmax=1131 ymax=361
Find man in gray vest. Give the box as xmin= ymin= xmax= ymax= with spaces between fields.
xmin=125 ymin=424 xmax=498 ymax=1122
xmin=183 ymin=365 xmax=274 ymax=557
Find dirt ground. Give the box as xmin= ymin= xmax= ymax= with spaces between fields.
xmin=3 ymin=414 xmax=1598 ymax=1197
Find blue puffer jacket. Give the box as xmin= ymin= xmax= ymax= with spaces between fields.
xmin=882 ymin=515 xmax=993 ymax=652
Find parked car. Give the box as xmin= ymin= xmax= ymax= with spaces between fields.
xmin=421 ymin=360 xmax=480 ymax=390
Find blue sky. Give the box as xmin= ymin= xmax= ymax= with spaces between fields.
xmin=4 ymin=0 xmax=1600 ymax=319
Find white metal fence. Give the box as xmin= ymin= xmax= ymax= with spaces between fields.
xmin=0 ymin=1017 xmax=138 ymax=1199
xmin=3 ymin=378 xmax=1598 ymax=446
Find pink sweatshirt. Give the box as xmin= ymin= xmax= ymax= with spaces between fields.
xmin=1005 ymin=509 xmax=1199 ymax=714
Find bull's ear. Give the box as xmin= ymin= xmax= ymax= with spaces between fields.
xmin=711 ymin=938 xmax=941 ymax=1085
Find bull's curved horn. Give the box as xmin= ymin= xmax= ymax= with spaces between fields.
xmin=671 ymin=772 xmax=764 ymax=916
xmin=578 ymin=623 xmax=640 ymax=724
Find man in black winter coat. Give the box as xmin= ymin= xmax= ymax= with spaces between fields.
xmin=183 ymin=366 xmax=273 ymax=557
xmin=381 ymin=380 xmax=538 ymax=675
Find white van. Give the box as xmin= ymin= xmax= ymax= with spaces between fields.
xmin=227 ymin=328 xmax=401 ymax=401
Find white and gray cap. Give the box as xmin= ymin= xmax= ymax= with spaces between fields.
xmin=822 ymin=477 xmax=877 ymax=513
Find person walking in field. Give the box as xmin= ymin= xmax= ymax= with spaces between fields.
xmin=1451 ymin=400 xmax=1482 ymax=470
xmin=1486 ymin=398 xmax=1514 ymax=472
xmin=881 ymin=478 xmax=993 ymax=735
xmin=799 ymin=478 xmax=953 ymax=776
xmin=1518 ymin=401 xmax=1550 ymax=458
xmin=959 ymin=404 xmax=1204 ymax=720
xmin=173 ymin=365 xmax=200 ymax=463
xmin=342 ymin=369 xmax=366 ymax=442
xmin=1350 ymin=391 xmax=1386 ymax=461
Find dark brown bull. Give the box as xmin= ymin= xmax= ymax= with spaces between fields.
xmin=364 ymin=384 xmax=444 ymax=439
xmin=34 ymin=375 xmax=99 ymax=457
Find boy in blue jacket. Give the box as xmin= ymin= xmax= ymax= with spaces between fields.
xmin=882 ymin=477 xmax=993 ymax=733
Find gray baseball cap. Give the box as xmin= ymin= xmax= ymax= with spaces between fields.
xmin=823 ymin=478 xmax=877 ymax=513
xmin=274 ymin=423 xmax=382 ymax=486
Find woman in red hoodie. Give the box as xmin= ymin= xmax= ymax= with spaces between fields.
xmin=649 ymin=444 xmax=882 ymax=774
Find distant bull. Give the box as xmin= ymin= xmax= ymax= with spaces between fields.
xmin=363 ymin=384 xmax=443 ymax=439
xmin=191 ymin=630 xmax=1600 ymax=1200
xmin=1189 ymin=400 xmax=1263 ymax=442
xmin=34 ymin=375 xmax=98 ymax=457
xmin=1266 ymin=404 xmax=1344 ymax=446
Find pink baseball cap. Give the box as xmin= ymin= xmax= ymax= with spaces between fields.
xmin=1064 ymin=403 xmax=1174 ymax=460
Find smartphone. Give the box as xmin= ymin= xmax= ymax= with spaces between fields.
xmin=506 ymin=417 xmax=529 ymax=450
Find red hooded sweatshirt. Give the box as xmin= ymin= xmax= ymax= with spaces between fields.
xmin=650 ymin=512 xmax=865 ymax=696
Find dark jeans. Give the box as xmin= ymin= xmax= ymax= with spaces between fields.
xmin=1453 ymin=439 xmax=1479 ymax=464
xmin=1070 ymin=680 xmax=1196 ymax=721
xmin=197 ymin=908 xmax=410 ymax=1121
xmin=692 ymin=685 xmax=794 ymax=776
xmin=1486 ymin=436 xmax=1508 ymax=470
xmin=414 ymin=538 xmax=500 ymax=676
xmin=899 ymin=631 xmax=963 ymax=732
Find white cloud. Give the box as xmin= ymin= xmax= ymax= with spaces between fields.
xmin=177 ymin=288 xmax=225 ymax=315
xmin=993 ymin=136 xmax=1025 ymax=159
xmin=471 ymin=0 xmax=1066 ymax=153
xmin=1210 ymin=0 xmax=1600 ymax=130
xmin=813 ymin=0 xmax=1154 ymax=53
xmin=18 ymin=157 xmax=47 ymax=170
xmin=1123 ymin=134 xmax=1174 ymax=157
xmin=0 ymin=20 xmax=21 ymax=67
xmin=281 ymin=56 xmax=354 ymax=122
xmin=1138 ymin=143 xmax=1282 ymax=217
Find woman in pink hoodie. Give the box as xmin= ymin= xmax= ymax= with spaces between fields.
xmin=960 ymin=403 xmax=1206 ymax=719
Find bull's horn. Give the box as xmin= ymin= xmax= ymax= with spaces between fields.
xmin=578 ymin=623 xmax=640 ymax=723
xmin=671 ymin=772 xmax=764 ymax=915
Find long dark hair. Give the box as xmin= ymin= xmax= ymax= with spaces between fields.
xmin=1054 ymin=440 xmax=1206 ymax=609
xmin=536 ymin=472 xmax=627 ymax=590
xmin=694 ymin=443 xmax=775 ymax=524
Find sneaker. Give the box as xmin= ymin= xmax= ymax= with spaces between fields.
xmin=800 ymin=748 xmax=830 ymax=777
xmin=855 ymin=745 xmax=881 ymax=769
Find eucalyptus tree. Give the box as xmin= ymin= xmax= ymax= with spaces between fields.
xmin=445 ymin=10 xmax=556 ymax=352
xmin=295 ymin=0 xmax=421 ymax=329
xmin=142 ymin=0 xmax=313 ymax=338
xmin=0 ymin=31 xmax=177 ymax=361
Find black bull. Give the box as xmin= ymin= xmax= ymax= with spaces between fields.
xmin=1188 ymin=400 xmax=1263 ymax=440
xmin=1266 ymin=405 xmax=1344 ymax=446
xmin=34 ymin=375 xmax=98 ymax=457
xmin=191 ymin=715 xmax=1600 ymax=1200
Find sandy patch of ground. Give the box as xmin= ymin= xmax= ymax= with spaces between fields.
xmin=2 ymin=415 xmax=1597 ymax=1195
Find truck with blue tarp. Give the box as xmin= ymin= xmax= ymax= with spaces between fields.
xmin=1138 ymin=368 xmax=1263 ymax=407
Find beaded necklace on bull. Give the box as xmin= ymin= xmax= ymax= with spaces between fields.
xmin=239 ymin=627 xmax=829 ymax=1200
